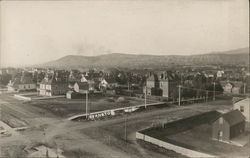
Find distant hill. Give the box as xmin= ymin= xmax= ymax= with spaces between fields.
xmin=39 ymin=47 xmax=249 ymax=69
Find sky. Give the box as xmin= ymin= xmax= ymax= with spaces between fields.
xmin=0 ymin=0 xmax=249 ymax=67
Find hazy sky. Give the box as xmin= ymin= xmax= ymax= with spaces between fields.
xmin=0 ymin=0 xmax=249 ymax=67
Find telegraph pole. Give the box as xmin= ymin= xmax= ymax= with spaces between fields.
xmin=206 ymin=90 xmax=208 ymax=103
xmin=243 ymin=83 xmax=246 ymax=94
xmin=178 ymin=85 xmax=181 ymax=106
xmin=144 ymin=86 xmax=147 ymax=109
xmin=213 ymin=82 xmax=216 ymax=101
xmin=86 ymin=91 xmax=88 ymax=120
xmin=124 ymin=116 xmax=127 ymax=142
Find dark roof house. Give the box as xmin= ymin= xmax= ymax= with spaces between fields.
xmin=212 ymin=110 xmax=245 ymax=142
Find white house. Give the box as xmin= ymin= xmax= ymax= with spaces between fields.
xmin=39 ymin=74 xmax=68 ymax=96
xmin=7 ymin=77 xmax=36 ymax=92
xmin=233 ymin=98 xmax=249 ymax=122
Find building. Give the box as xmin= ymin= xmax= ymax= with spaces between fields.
xmin=99 ymin=78 xmax=108 ymax=92
xmin=220 ymin=81 xmax=244 ymax=94
xmin=7 ymin=74 xmax=36 ymax=92
xmin=145 ymin=71 xmax=179 ymax=98
xmin=73 ymin=82 xmax=89 ymax=94
xmin=212 ymin=110 xmax=245 ymax=142
xmin=105 ymin=78 xmax=118 ymax=89
xmin=39 ymin=73 xmax=68 ymax=96
xmin=233 ymin=98 xmax=250 ymax=122
xmin=66 ymin=91 xmax=84 ymax=99
xmin=220 ymin=81 xmax=233 ymax=93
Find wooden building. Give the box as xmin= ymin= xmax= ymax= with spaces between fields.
xmin=39 ymin=73 xmax=68 ymax=96
xmin=212 ymin=110 xmax=245 ymax=142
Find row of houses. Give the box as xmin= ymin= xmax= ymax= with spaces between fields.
xmin=6 ymin=70 xmax=115 ymax=97
xmin=6 ymin=68 xmax=250 ymax=99
xmin=220 ymin=80 xmax=248 ymax=94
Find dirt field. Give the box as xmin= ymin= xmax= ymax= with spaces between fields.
xmin=26 ymin=96 xmax=155 ymax=117
xmin=1 ymin=112 xmax=28 ymax=128
xmin=1 ymin=92 xmax=237 ymax=158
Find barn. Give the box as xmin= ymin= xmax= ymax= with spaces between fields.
xmin=212 ymin=110 xmax=245 ymax=142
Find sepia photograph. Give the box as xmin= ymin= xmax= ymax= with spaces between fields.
xmin=0 ymin=0 xmax=249 ymax=157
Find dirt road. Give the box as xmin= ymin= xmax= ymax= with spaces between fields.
xmin=1 ymin=93 xmax=232 ymax=157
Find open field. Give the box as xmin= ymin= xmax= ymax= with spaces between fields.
xmin=79 ymin=100 xmax=232 ymax=158
xmin=26 ymin=95 xmax=156 ymax=117
xmin=1 ymin=92 xmax=236 ymax=158
xmin=1 ymin=112 xmax=28 ymax=128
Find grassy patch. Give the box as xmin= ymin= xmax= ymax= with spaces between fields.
xmin=1 ymin=112 xmax=28 ymax=128
xmin=27 ymin=96 xmax=150 ymax=117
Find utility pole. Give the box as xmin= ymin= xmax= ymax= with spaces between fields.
xmin=213 ymin=82 xmax=216 ymax=101
xmin=124 ymin=116 xmax=127 ymax=142
xmin=178 ymin=85 xmax=181 ymax=106
xmin=206 ymin=90 xmax=208 ymax=103
xmin=144 ymin=86 xmax=147 ymax=109
xmin=86 ymin=91 xmax=88 ymax=120
xmin=243 ymin=83 xmax=246 ymax=94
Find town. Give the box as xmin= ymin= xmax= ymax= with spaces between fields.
xmin=1 ymin=62 xmax=250 ymax=157
xmin=1 ymin=0 xmax=249 ymax=157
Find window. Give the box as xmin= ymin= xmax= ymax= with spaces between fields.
xmin=240 ymin=106 xmax=244 ymax=112
xmin=219 ymin=117 xmax=223 ymax=124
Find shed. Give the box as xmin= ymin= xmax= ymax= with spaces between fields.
xmin=66 ymin=91 xmax=84 ymax=99
xmin=74 ymin=82 xmax=89 ymax=94
xmin=212 ymin=110 xmax=245 ymax=142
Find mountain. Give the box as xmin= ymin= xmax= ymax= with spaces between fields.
xmin=39 ymin=47 xmax=249 ymax=69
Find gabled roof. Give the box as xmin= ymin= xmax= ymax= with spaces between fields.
xmin=220 ymin=81 xmax=243 ymax=88
xmin=220 ymin=81 xmax=232 ymax=87
xmin=12 ymin=76 xmax=35 ymax=85
xmin=234 ymin=98 xmax=249 ymax=107
xmin=105 ymin=78 xmax=117 ymax=84
xmin=147 ymin=74 xmax=158 ymax=81
xmin=222 ymin=110 xmax=245 ymax=126
xmin=75 ymin=82 xmax=89 ymax=90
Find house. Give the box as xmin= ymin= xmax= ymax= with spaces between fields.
xmin=39 ymin=73 xmax=68 ymax=96
xmin=7 ymin=73 xmax=36 ymax=92
xmin=99 ymin=78 xmax=108 ymax=91
xmin=66 ymin=91 xmax=84 ymax=99
xmin=105 ymin=78 xmax=118 ymax=89
xmin=220 ymin=81 xmax=244 ymax=94
xmin=231 ymin=81 xmax=244 ymax=94
xmin=220 ymin=81 xmax=233 ymax=93
xmin=212 ymin=110 xmax=245 ymax=142
xmin=216 ymin=70 xmax=224 ymax=79
xmin=73 ymin=82 xmax=89 ymax=94
xmin=233 ymin=98 xmax=250 ymax=122
xmin=145 ymin=71 xmax=179 ymax=98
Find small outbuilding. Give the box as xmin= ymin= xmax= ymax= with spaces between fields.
xmin=73 ymin=82 xmax=89 ymax=94
xmin=66 ymin=91 xmax=84 ymax=99
xmin=212 ymin=110 xmax=245 ymax=142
